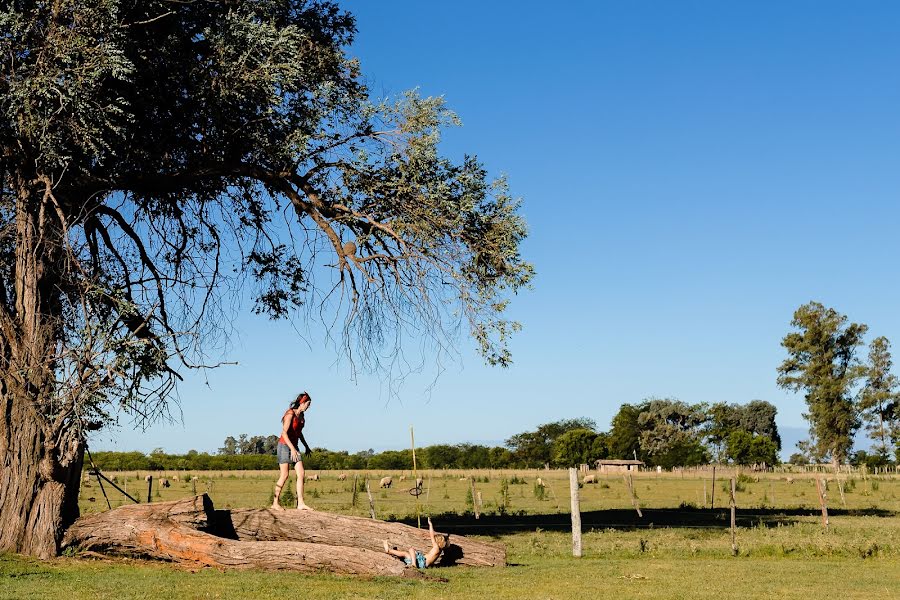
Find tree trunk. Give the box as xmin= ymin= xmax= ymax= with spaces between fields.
xmin=62 ymin=495 xmax=504 ymax=574
xmin=0 ymin=392 xmax=84 ymax=558
xmin=221 ymin=507 xmax=506 ymax=567
xmin=0 ymin=184 xmax=81 ymax=558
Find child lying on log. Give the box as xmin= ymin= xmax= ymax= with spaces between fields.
xmin=382 ymin=517 xmax=449 ymax=569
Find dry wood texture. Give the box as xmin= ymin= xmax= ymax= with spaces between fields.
xmin=62 ymin=495 xmax=504 ymax=575
xmin=221 ymin=507 xmax=506 ymax=567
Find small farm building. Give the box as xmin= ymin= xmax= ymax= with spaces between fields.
xmin=595 ymin=459 xmax=645 ymax=473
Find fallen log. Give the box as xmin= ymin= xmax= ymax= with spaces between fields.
xmin=218 ymin=508 xmax=506 ymax=567
xmin=62 ymin=496 xmax=420 ymax=577
xmin=62 ymin=495 xmax=504 ymax=574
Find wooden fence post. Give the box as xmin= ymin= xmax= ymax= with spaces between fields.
xmin=352 ymin=474 xmax=359 ymax=507
xmin=624 ymin=472 xmax=642 ymax=517
xmin=365 ymin=479 xmax=376 ymax=519
xmin=470 ymin=478 xmax=480 ymax=519
xmin=815 ymin=476 xmax=829 ymax=530
xmin=146 ymin=475 xmax=153 ymax=503
xmin=833 ymin=466 xmax=847 ymax=508
xmin=730 ymin=478 xmax=737 ymax=556
xmin=711 ymin=466 xmax=716 ymax=510
xmin=569 ymin=468 xmax=582 ymax=557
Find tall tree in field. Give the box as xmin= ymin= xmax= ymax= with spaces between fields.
xmin=777 ymin=302 xmax=867 ymax=465
xmin=636 ymin=398 xmax=709 ymax=468
xmin=858 ymin=336 xmax=900 ymax=460
xmin=606 ymin=402 xmax=647 ymax=460
xmin=0 ymin=1 xmax=532 ymax=557
xmin=505 ymin=418 xmax=596 ymax=467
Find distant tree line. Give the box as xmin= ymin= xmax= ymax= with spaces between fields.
xmin=90 ymin=399 xmax=785 ymax=472
xmin=90 ymin=301 xmax=900 ymax=474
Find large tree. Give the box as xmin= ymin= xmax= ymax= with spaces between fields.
xmin=505 ymin=418 xmax=596 ymax=468
xmin=636 ymin=398 xmax=709 ymax=468
xmin=0 ymin=1 xmax=531 ymax=557
xmin=858 ymin=336 xmax=900 ymax=460
xmin=606 ymin=402 xmax=646 ymax=460
xmin=707 ymin=400 xmax=780 ymax=462
xmin=777 ymin=302 xmax=867 ymax=465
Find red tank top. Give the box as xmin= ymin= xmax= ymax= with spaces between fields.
xmin=278 ymin=409 xmax=305 ymax=445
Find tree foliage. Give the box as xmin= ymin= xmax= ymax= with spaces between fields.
xmin=606 ymin=403 xmax=646 ymax=461
xmin=858 ymin=336 xmax=900 ymax=460
xmin=707 ymin=400 xmax=780 ymax=461
xmin=504 ymin=418 xmax=596 ymax=467
xmin=777 ymin=302 xmax=867 ymax=463
xmin=636 ymin=398 xmax=709 ymax=468
xmin=725 ymin=431 xmax=778 ymax=466
xmin=0 ymin=0 xmax=532 ymax=557
xmin=552 ymin=428 xmax=598 ymax=467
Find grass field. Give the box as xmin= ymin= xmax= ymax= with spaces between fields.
xmin=3 ymin=468 xmax=899 ymax=599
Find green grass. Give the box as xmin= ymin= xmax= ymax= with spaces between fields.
xmin=77 ymin=468 xmax=900 ymax=517
xmin=2 ymin=469 xmax=897 ymax=600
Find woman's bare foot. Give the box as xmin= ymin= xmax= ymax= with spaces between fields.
xmin=383 ymin=540 xmax=390 ymax=552
xmin=296 ymin=503 xmax=313 ymax=511
xmin=271 ymin=503 xmax=284 ymax=511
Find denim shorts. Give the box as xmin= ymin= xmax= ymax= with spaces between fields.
xmin=277 ymin=442 xmax=301 ymax=464
xmin=404 ymin=550 xmax=427 ymax=569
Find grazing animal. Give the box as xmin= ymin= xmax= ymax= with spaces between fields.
xmin=379 ymin=476 xmax=393 ymax=489
xmin=583 ymin=475 xmax=596 ymax=484
xmin=786 ymin=477 xmax=794 ymax=484
xmin=338 ymin=473 xmax=347 ymax=481
xmin=459 ymin=477 xmax=468 ymax=481
xmin=171 ymin=475 xmax=179 ymax=481
xmin=160 ymin=478 xmax=171 ymax=488
xmin=144 ymin=475 xmax=152 ymax=482
xmin=399 ymin=475 xmax=406 ymax=482
xmin=307 ymin=473 xmax=319 ymax=481
xmin=191 ymin=476 xmax=199 ymax=482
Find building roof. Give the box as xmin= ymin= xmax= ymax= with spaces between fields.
xmin=596 ymin=459 xmax=645 ymax=466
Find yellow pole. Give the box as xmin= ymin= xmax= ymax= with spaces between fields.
xmin=411 ymin=425 xmax=420 ymax=528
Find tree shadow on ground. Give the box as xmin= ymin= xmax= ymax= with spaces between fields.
xmin=398 ymin=507 xmax=897 ymax=537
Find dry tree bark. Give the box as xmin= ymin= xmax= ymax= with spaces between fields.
xmin=62 ymin=495 xmax=504 ymax=576
xmin=221 ymin=507 xmax=506 ymax=567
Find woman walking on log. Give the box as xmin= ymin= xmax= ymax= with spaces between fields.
xmin=382 ymin=517 xmax=448 ymax=569
xmin=272 ymin=391 xmax=313 ymax=510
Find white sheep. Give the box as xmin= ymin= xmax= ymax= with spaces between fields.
xmin=306 ymin=473 xmax=319 ymax=481
xmin=337 ymin=473 xmax=347 ymax=481
xmin=160 ymin=478 xmax=170 ymax=488
xmin=144 ymin=475 xmax=152 ymax=482
xmin=379 ymin=476 xmax=393 ymax=488
xmin=583 ymin=474 xmax=596 ymax=484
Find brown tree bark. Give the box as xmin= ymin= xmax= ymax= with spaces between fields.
xmin=62 ymin=495 xmax=503 ymax=575
xmin=63 ymin=497 xmax=421 ymax=577
xmin=221 ymin=507 xmax=506 ymax=567
xmin=0 ymin=192 xmax=83 ymax=559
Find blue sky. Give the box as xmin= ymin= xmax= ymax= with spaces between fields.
xmin=95 ymin=1 xmax=900 ymax=457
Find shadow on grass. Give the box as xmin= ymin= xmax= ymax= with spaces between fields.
xmin=396 ymin=507 xmax=898 ymax=536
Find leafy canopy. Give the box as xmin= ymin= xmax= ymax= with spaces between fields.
xmin=0 ymin=1 xmax=532 ymax=433
xmin=777 ymin=302 xmax=867 ymax=463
